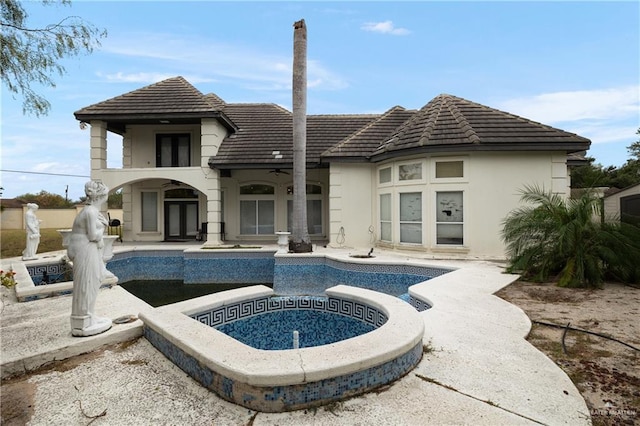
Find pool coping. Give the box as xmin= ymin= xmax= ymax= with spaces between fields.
xmin=139 ymin=284 xmax=425 ymax=388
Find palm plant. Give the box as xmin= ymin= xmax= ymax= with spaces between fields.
xmin=502 ymin=185 xmax=640 ymax=288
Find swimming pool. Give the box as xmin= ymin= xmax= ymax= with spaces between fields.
xmin=17 ymin=248 xmax=450 ymax=310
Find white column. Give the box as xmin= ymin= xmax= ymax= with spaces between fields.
xmin=201 ymin=118 xmax=228 ymax=245
xmin=205 ymin=186 xmax=221 ymax=246
xmin=89 ymin=120 xmax=108 ymax=172
xmin=121 ymin=185 xmax=132 ymax=241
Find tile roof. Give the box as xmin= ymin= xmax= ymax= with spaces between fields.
xmin=73 ymin=77 xmax=592 ymax=166
xmin=321 ymin=106 xmax=415 ymax=161
xmin=210 ymin=103 xmax=294 ymax=166
xmin=209 ymin=104 xmax=378 ymax=168
xmin=74 ymin=77 xmax=234 ymax=134
xmin=370 ymin=94 xmax=591 ymax=161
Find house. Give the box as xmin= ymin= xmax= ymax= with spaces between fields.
xmin=74 ymin=76 xmax=590 ymax=258
xmin=604 ymin=183 xmax=640 ymax=226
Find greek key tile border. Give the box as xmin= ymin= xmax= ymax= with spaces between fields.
xmin=409 ymin=296 xmax=432 ymax=312
xmin=191 ymin=296 xmax=388 ymax=329
xmin=26 ymin=263 xmax=66 ymax=277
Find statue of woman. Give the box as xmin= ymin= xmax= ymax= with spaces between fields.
xmin=22 ymin=203 xmax=41 ymax=260
xmin=68 ymin=180 xmax=112 ymax=337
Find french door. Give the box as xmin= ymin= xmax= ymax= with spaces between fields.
xmin=164 ymin=201 xmax=198 ymax=240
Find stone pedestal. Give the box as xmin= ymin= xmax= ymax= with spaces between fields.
xmin=70 ymin=315 xmax=112 ymax=337
xmin=276 ymin=232 xmax=291 ymax=254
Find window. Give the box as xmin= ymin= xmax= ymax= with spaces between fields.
xmin=141 ymin=192 xmax=157 ymax=232
xmin=286 ymin=184 xmax=323 ymax=234
xmin=156 ymin=134 xmax=190 ymax=167
xmin=399 ymin=192 xmax=422 ymax=244
xmin=240 ymin=184 xmax=274 ymax=195
xmin=379 ymin=167 xmax=392 ymax=184
xmin=240 ymin=200 xmax=274 ymax=234
xmin=380 ymin=193 xmax=391 ymax=241
xmin=436 ymin=191 xmax=463 ymax=245
xmin=435 ymin=161 xmax=463 ymax=178
xmin=398 ymin=163 xmax=422 ymax=181
xmin=240 ymin=184 xmax=275 ymax=235
xmin=620 ymin=194 xmax=640 ymax=227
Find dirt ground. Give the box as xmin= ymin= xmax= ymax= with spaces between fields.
xmin=496 ymin=281 xmax=640 ymax=426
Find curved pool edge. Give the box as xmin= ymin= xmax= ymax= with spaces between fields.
xmin=139 ymin=284 xmax=425 ymax=412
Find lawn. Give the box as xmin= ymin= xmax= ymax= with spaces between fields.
xmin=1 ymin=229 xmax=65 ymax=259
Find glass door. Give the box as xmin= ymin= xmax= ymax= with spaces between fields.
xmin=164 ymin=201 xmax=198 ymax=240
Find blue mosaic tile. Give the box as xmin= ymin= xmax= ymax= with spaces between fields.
xmin=216 ymin=310 xmax=375 ymax=350
xmin=144 ymin=321 xmax=423 ymax=413
xmin=186 ymin=250 xmax=276 ymax=259
xmin=193 ymin=295 xmax=387 ymax=350
xmin=184 ymin=257 xmax=274 ymax=284
xmin=108 ymin=251 xmax=184 ymax=282
xmin=192 ymin=296 xmax=388 ymax=328
xmin=24 ymin=250 xmax=443 ymax=312
xmin=26 ymin=262 xmax=72 ymax=285
xmin=409 ymin=295 xmax=432 ymax=312
xmin=273 ymin=257 xmax=447 ymax=302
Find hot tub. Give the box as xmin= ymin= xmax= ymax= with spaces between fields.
xmin=140 ymin=285 xmax=425 ymax=412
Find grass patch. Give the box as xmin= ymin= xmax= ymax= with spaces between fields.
xmin=423 ymin=340 xmax=435 ymax=354
xmin=1 ymin=229 xmax=64 ymax=259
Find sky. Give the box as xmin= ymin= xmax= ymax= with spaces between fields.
xmin=1 ymin=1 xmax=639 ymax=201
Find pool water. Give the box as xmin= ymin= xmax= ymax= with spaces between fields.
xmin=120 ymin=280 xmax=271 ymax=307
xmin=216 ymin=309 xmax=376 ymax=350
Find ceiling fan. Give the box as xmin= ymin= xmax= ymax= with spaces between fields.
xmin=268 ymin=169 xmax=290 ymax=176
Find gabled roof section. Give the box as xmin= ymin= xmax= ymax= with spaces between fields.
xmin=321 ymin=106 xmax=415 ymax=162
xmin=205 ymin=93 xmax=226 ymax=109
xmin=74 ymin=77 xmax=236 ymax=134
xmin=308 ymin=114 xmax=380 ymax=163
xmin=370 ymin=94 xmax=591 ymax=161
xmin=209 ymin=104 xmax=378 ymax=168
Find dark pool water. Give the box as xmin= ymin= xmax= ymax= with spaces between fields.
xmin=120 ymin=280 xmax=272 ymax=307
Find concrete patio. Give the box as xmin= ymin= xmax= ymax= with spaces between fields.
xmin=1 ymin=246 xmax=591 ymax=425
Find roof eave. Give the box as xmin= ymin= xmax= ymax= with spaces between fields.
xmin=369 ymin=142 xmax=591 ymax=163
xmin=74 ymin=111 xmax=238 ymax=133
xmin=320 ymin=155 xmax=371 ymax=163
xmin=208 ymin=160 xmax=327 ymax=170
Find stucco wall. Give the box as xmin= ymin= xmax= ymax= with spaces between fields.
xmin=126 ymin=124 xmax=202 ymax=168
xmin=1 ymin=207 xmax=123 ymax=230
xmin=329 ymin=151 xmax=566 ymax=258
xmin=328 ymin=163 xmax=374 ymax=249
xmin=89 ymin=120 xmax=228 ymax=242
xmin=464 ymin=152 xmax=563 ymax=258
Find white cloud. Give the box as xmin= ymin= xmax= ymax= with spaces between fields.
xmin=99 ymin=33 xmax=348 ymax=92
xmin=497 ymin=86 xmax=640 ymax=146
xmin=497 ymin=86 xmax=639 ymax=124
xmin=361 ymin=21 xmax=410 ymax=36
